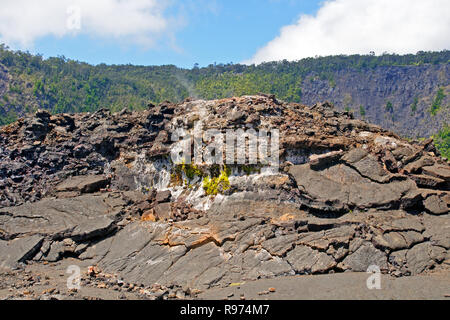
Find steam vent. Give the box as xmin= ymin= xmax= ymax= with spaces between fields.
xmin=0 ymin=95 xmax=448 ymax=298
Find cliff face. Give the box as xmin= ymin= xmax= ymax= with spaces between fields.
xmin=300 ymin=64 xmax=449 ymax=138
xmin=0 ymin=95 xmax=448 ymax=299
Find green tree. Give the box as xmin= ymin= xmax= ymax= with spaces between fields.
xmin=410 ymin=97 xmax=418 ymax=114
xmin=359 ymin=105 xmax=366 ymax=118
xmin=430 ymin=87 xmax=446 ymax=116
xmin=433 ymin=124 xmax=450 ymax=159
xmin=385 ymin=101 xmax=394 ymax=113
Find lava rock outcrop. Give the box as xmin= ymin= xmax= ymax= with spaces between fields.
xmin=0 ymin=95 xmax=448 ymax=293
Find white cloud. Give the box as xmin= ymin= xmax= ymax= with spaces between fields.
xmin=246 ymin=0 xmax=450 ymax=64
xmin=0 ymin=0 xmax=176 ymax=48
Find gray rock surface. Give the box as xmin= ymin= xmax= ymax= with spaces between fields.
xmin=0 ymin=235 xmax=43 ymax=270
xmin=55 ymin=175 xmax=110 ymax=195
xmin=0 ymin=95 xmax=448 ymax=297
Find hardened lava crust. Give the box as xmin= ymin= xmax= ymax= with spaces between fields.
xmin=0 ymin=95 xmax=448 ymax=300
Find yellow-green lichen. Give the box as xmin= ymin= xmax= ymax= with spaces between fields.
xmin=181 ymin=162 xmax=204 ymax=180
xmin=170 ymin=161 xmax=204 ymax=186
xmin=203 ymin=165 xmax=231 ymax=196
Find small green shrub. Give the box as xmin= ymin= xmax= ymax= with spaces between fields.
xmin=410 ymin=97 xmax=418 ymax=114
xmin=433 ymin=124 xmax=450 ymax=159
xmin=385 ymin=101 xmax=393 ymax=113
xmin=430 ymin=87 xmax=446 ymax=116
xmin=359 ymin=105 xmax=366 ymax=118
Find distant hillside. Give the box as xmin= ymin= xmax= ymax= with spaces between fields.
xmin=0 ymin=45 xmax=448 ymax=142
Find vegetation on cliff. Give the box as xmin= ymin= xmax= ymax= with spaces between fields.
xmin=1 ymin=45 xmax=448 ymax=118
xmin=433 ymin=124 xmax=449 ymax=159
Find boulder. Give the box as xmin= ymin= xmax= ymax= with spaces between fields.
xmin=422 ymin=165 xmax=450 ymax=182
xmin=405 ymin=242 xmax=446 ymax=275
xmin=286 ymin=245 xmax=336 ymax=274
xmin=309 ymin=150 xmax=343 ymax=169
xmin=423 ymin=194 xmax=448 ymax=215
xmin=409 ymin=174 xmax=445 ymax=189
xmin=0 ymin=235 xmax=43 ymax=270
xmin=154 ymin=202 xmax=172 ymax=220
xmin=341 ymin=242 xmax=387 ymax=272
xmin=288 ymin=163 xmax=417 ymax=212
xmin=156 ymin=190 xmax=172 ymax=203
xmin=0 ymin=193 xmax=126 ymax=242
xmin=55 ymin=175 xmax=109 ymax=195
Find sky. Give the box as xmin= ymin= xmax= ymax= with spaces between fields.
xmin=0 ymin=0 xmax=449 ymax=68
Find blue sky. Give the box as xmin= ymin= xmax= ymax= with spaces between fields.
xmin=1 ymin=0 xmax=448 ymax=68
xmin=31 ymin=0 xmax=321 ymax=68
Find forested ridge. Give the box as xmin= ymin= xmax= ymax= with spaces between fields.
xmin=0 ymin=45 xmax=448 ymax=157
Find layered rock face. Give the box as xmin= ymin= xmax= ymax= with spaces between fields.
xmin=300 ymin=64 xmax=449 ymax=138
xmin=0 ymin=95 xmax=448 ymax=294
